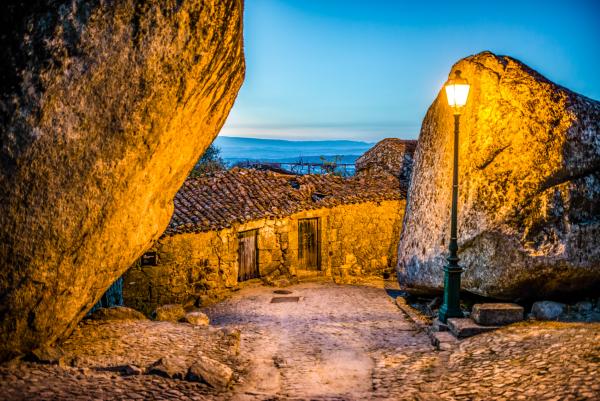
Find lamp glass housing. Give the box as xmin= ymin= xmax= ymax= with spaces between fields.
xmin=445 ymin=71 xmax=470 ymax=108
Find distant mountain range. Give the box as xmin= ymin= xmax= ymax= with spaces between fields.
xmin=213 ymin=136 xmax=374 ymax=164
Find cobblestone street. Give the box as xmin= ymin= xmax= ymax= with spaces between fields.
xmin=205 ymin=281 xmax=438 ymax=400
xmin=0 ymin=281 xmax=598 ymax=400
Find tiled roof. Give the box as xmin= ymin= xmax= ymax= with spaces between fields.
xmin=355 ymin=138 xmax=417 ymax=182
xmin=165 ymin=168 xmax=405 ymax=235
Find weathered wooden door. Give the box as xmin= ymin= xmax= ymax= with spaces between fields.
xmin=238 ymin=229 xmax=259 ymax=281
xmin=298 ymin=218 xmax=320 ymax=270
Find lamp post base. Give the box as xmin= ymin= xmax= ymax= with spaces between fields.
xmin=438 ymin=266 xmax=464 ymax=323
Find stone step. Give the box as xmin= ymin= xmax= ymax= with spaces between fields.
xmin=431 ymin=318 xmax=449 ymax=332
xmin=429 ymin=331 xmax=459 ymax=351
xmin=471 ymin=303 xmax=524 ymax=326
xmin=447 ymin=318 xmax=499 ymax=338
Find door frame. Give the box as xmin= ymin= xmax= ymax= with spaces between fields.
xmin=298 ymin=217 xmax=321 ymax=271
xmin=238 ymin=229 xmax=259 ymax=281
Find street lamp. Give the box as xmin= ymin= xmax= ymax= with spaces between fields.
xmin=439 ymin=70 xmax=470 ymax=323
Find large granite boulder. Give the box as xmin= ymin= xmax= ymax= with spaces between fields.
xmin=355 ymin=138 xmax=417 ymax=185
xmin=0 ymin=0 xmax=244 ymax=361
xmin=397 ymin=52 xmax=600 ymax=299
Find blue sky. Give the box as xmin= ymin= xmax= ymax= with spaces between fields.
xmin=220 ymin=0 xmax=600 ymax=142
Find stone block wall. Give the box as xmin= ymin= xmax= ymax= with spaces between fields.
xmin=123 ymin=200 xmax=404 ymax=314
xmin=326 ymin=201 xmax=404 ymax=283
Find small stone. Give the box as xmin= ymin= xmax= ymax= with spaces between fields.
xmin=186 ymin=355 xmax=233 ymax=390
xmin=78 ymin=367 xmax=91 ymax=376
xmin=56 ymin=357 xmax=69 ymax=368
xmin=221 ymin=328 xmax=241 ymax=355
xmin=88 ymin=306 xmax=147 ymax=321
xmin=184 ymin=311 xmax=210 ymax=326
xmin=221 ymin=327 xmax=241 ymax=342
xmin=439 ymin=341 xmax=456 ymax=351
xmin=154 ymin=304 xmax=186 ymax=322
xmin=147 ymin=357 xmax=188 ymax=379
xmin=431 ymin=318 xmax=449 ymax=332
xmin=431 ymin=331 xmax=458 ymax=351
xmin=122 ymin=364 xmax=143 ymax=376
xmin=471 ymin=303 xmax=524 ymax=326
xmin=69 ymin=356 xmax=83 ymax=367
xmin=531 ymin=301 xmax=566 ymax=320
xmin=447 ymin=318 xmax=499 ymax=338
xmin=574 ymin=301 xmax=593 ymax=313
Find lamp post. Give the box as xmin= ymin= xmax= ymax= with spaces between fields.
xmin=439 ymin=70 xmax=470 ymax=323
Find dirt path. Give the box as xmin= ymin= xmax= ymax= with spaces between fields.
xmin=203 ymin=281 xmax=438 ymax=400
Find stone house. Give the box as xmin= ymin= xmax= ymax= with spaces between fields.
xmin=123 ymin=168 xmax=407 ymax=314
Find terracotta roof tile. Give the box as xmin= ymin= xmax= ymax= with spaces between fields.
xmin=165 ymin=168 xmax=405 ymax=235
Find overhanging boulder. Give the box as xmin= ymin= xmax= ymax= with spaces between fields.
xmin=0 ymin=0 xmax=244 ymax=360
xmin=397 ymin=51 xmax=600 ymax=299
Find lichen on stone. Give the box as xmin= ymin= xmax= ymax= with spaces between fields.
xmin=397 ymin=51 xmax=600 ymax=299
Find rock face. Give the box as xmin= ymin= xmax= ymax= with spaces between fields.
xmin=397 ymin=52 xmax=600 ymax=299
xmin=0 ymin=0 xmax=245 ymax=361
xmin=355 ymin=138 xmax=417 ymax=184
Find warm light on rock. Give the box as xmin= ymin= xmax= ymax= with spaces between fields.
xmin=397 ymin=51 xmax=600 ymax=299
xmin=0 ymin=0 xmax=245 ymax=361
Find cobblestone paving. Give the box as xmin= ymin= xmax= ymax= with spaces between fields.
xmin=435 ymin=322 xmax=600 ymax=401
xmin=0 ymin=281 xmax=598 ymax=400
xmin=205 ymin=281 xmax=439 ymax=400
xmin=0 ymin=320 xmax=241 ymax=400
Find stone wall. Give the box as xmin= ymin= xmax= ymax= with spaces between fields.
xmin=123 ymin=200 xmax=404 ymax=314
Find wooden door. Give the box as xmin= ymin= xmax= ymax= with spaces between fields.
xmin=298 ymin=218 xmax=320 ymax=270
xmin=238 ymin=230 xmax=259 ymax=281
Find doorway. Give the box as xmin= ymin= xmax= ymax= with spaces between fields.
xmin=298 ymin=218 xmax=321 ymax=270
xmin=238 ymin=229 xmax=259 ymax=281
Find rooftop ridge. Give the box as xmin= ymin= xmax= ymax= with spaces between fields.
xmin=165 ymin=168 xmax=406 ymax=236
